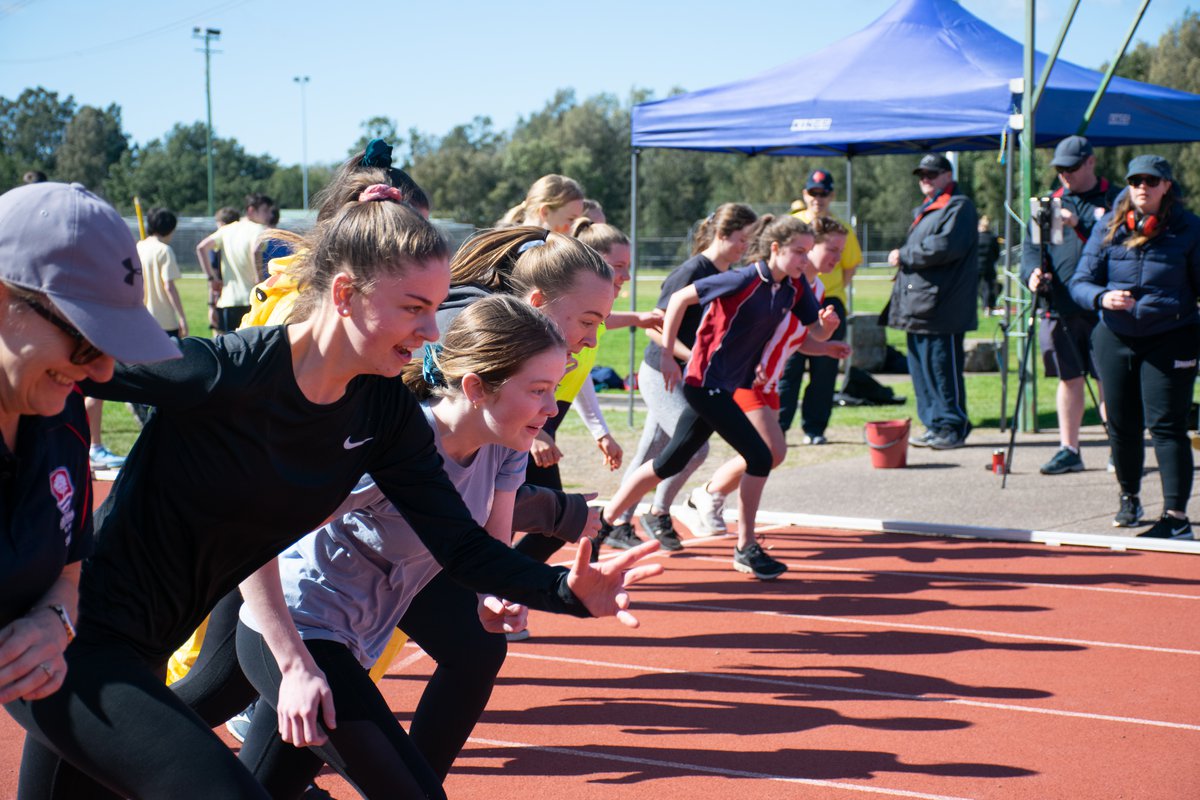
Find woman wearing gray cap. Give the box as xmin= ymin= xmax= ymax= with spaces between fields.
xmin=0 ymin=183 xmax=180 ymax=707
xmin=1071 ymin=155 xmax=1200 ymax=539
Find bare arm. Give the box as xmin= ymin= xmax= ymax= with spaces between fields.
xmin=240 ymin=560 xmax=336 ymax=747
xmin=164 ymin=280 xmax=189 ymax=338
xmin=658 ymin=285 xmax=700 ymax=391
xmin=0 ymin=562 xmax=80 ymax=703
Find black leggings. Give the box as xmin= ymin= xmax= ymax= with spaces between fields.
xmin=236 ymin=570 xmax=507 ymax=799
xmin=653 ymin=384 xmax=773 ymax=479
xmin=1092 ymin=323 xmax=1199 ymax=511
xmin=515 ymin=400 xmax=571 ymax=562
xmin=7 ymin=631 xmax=269 ymax=799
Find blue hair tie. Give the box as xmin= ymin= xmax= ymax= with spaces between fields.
xmin=517 ymin=238 xmax=546 ymax=255
xmin=362 ymin=139 xmax=393 ymax=170
xmin=422 ymin=343 xmax=444 ymax=387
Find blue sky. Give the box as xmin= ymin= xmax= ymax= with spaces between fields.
xmin=0 ymin=0 xmax=1190 ymax=167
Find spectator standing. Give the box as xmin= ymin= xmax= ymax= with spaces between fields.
xmin=195 ymin=193 xmax=274 ymax=334
xmin=778 ymin=169 xmax=863 ymax=444
xmin=887 ymin=153 xmax=979 ymax=450
xmin=977 ymin=216 xmax=1001 ymax=313
xmin=1070 ymin=155 xmax=1200 ymax=538
xmin=137 ymin=208 xmax=188 ymax=339
xmin=1021 ymin=135 xmax=1119 ymax=475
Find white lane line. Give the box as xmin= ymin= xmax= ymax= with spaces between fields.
xmin=774 ymin=562 xmax=1200 ymax=601
xmin=466 ymin=735 xmax=977 ymax=800
xmin=505 ymin=652 xmax=1200 ymax=732
xmin=644 ymin=596 xmax=1200 ymax=656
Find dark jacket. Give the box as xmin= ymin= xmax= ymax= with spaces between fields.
xmin=1020 ymin=178 xmax=1119 ymax=316
xmin=1069 ymin=200 xmax=1200 ymax=338
xmin=887 ymin=184 xmax=979 ymax=335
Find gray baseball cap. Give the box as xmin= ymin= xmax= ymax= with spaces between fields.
xmin=1051 ymin=136 xmax=1093 ymax=168
xmin=0 ymin=183 xmax=181 ymax=364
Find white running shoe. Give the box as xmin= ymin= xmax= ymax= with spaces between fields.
xmin=687 ymin=484 xmax=728 ymax=536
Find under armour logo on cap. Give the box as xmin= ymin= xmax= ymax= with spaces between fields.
xmin=122 ymin=257 xmax=139 ymax=286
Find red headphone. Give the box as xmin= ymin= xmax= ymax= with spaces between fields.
xmin=1126 ymin=209 xmax=1161 ymax=237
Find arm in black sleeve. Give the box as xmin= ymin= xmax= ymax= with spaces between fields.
xmin=1068 ymin=217 xmax=1112 ymax=311
xmin=374 ymin=403 xmax=589 ymax=618
xmin=513 ymin=484 xmax=589 ymax=543
xmin=79 ymin=335 xmax=223 ymax=410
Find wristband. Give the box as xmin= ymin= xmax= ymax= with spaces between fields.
xmin=46 ymin=604 xmax=76 ymax=643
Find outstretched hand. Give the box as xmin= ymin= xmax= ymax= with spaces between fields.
xmin=567 ymin=538 xmax=663 ymax=627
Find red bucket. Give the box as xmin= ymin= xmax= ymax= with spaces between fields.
xmin=865 ymin=419 xmax=910 ymax=469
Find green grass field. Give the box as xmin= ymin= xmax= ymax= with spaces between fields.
xmin=100 ymin=271 xmax=1079 ymax=456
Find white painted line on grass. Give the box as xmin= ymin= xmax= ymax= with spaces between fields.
xmin=505 ymin=651 xmax=1200 ymax=732
xmin=656 ymin=593 xmax=1200 ymax=657
xmin=466 ymin=735 xmax=978 ymax=800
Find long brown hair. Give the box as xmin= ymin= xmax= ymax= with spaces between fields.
xmin=743 ymin=214 xmax=813 ymax=264
xmin=287 ymin=174 xmax=449 ymax=323
xmin=1105 ymin=188 xmax=1176 ymax=250
xmin=691 ymin=203 xmax=757 ymax=256
xmin=450 ymin=226 xmax=612 ymax=299
xmin=402 ymin=295 xmax=566 ymax=401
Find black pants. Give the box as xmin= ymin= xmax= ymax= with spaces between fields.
xmin=7 ymin=630 xmax=269 ymax=799
xmin=777 ymin=297 xmax=847 ymax=435
xmin=1092 ymin=323 xmax=1199 ymax=511
xmin=515 ymin=400 xmax=571 ymax=562
xmin=654 ymin=384 xmax=773 ymax=480
xmin=236 ymin=570 xmax=507 ymax=799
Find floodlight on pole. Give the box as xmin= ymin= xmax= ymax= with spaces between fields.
xmin=293 ymin=76 xmax=311 ymax=211
xmin=193 ymin=26 xmax=222 ymax=216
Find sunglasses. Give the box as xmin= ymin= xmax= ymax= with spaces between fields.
xmin=20 ymin=297 xmax=104 ymax=365
xmin=1128 ymin=175 xmax=1163 ymax=189
xmin=806 ymin=189 xmax=830 ymax=199
xmin=916 ymin=170 xmax=943 ymax=181
xmin=1057 ymin=161 xmax=1085 ymax=175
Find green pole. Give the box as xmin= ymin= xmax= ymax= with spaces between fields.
xmin=194 ymin=27 xmax=221 ymax=217
xmin=1031 ymin=0 xmax=1081 ymax=114
xmin=1077 ymin=0 xmax=1151 ymax=135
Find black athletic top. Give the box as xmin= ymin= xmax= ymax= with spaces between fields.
xmin=643 ymin=254 xmax=720 ymax=369
xmin=80 ymin=326 xmax=584 ymax=660
xmin=0 ymin=390 xmax=93 ymax=628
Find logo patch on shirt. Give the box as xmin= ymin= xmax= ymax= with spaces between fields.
xmin=1174 ymin=359 xmax=1197 ymax=369
xmin=48 ymin=467 xmax=76 ymax=546
xmin=343 ymin=436 xmax=373 ymax=450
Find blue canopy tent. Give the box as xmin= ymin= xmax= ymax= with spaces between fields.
xmin=630 ymin=0 xmax=1200 ymax=156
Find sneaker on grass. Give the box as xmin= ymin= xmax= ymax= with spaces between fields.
xmin=639 ymin=512 xmax=683 ymax=551
xmin=1040 ymin=446 xmax=1084 ymax=475
xmin=1113 ymin=493 xmax=1143 ymax=528
xmin=687 ymin=485 xmax=728 ymax=536
xmin=1138 ymin=515 xmax=1194 ymax=540
xmin=733 ymin=542 xmax=787 ymax=580
xmin=89 ymin=443 xmax=126 ymax=470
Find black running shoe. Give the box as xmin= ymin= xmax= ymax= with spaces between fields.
xmin=1138 ymin=514 xmax=1193 ymax=540
xmin=588 ymin=516 xmax=615 ymax=563
xmin=639 ymin=512 xmax=684 ymax=551
xmin=605 ymin=522 xmax=645 ymax=551
xmin=733 ymin=542 xmax=787 ymax=580
xmin=1113 ymin=493 xmax=1143 ymax=528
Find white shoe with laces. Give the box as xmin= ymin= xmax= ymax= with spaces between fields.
xmin=687 ymin=484 xmax=728 ymax=536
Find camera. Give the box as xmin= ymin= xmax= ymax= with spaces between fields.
xmin=1029 ymin=196 xmax=1064 ymax=246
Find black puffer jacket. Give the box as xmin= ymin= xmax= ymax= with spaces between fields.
xmin=1070 ymin=202 xmax=1200 ymax=338
xmin=887 ymin=184 xmax=979 ymax=335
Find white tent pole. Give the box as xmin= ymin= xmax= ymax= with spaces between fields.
xmin=628 ymin=148 xmax=640 ymax=426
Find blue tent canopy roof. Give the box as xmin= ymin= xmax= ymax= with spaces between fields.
xmin=631 ymin=0 xmax=1200 ymax=156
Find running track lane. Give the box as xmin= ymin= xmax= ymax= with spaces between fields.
xmin=1 ymin=526 xmax=1197 ymax=798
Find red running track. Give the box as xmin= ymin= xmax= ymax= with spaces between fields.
xmin=3 ymin=525 xmax=1198 ymax=798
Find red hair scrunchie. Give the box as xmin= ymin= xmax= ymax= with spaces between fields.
xmin=359 ymin=184 xmax=404 ymax=203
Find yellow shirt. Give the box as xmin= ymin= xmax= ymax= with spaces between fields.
xmin=792 ymin=209 xmax=862 ymax=304
xmin=555 ymin=324 xmax=605 ymax=403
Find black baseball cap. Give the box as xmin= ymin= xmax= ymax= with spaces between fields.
xmin=1051 ymin=136 xmax=1094 ymax=169
xmin=913 ymin=154 xmax=952 ymax=175
xmin=805 ymin=169 xmax=834 ymax=193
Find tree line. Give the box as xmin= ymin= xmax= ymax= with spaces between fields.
xmin=2 ymin=10 xmax=1196 ymax=255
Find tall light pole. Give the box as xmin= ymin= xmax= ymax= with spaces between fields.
xmin=193 ymin=27 xmax=221 ymax=216
xmin=293 ymin=75 xmax=310 ymax=210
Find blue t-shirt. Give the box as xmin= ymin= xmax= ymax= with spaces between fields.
xmin=685 ymin=261 xmax=820 ymax=391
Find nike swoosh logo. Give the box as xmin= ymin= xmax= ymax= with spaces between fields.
xmin=343 ymin=436 xmax=373 ymax=450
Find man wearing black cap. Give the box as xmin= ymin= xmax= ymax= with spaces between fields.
xmin=1020 ymin=135 xmax=1119 ymax=475
xmin=780 ymin=168 xmax=863 ymax=444
xmin=887 ymin=154 xmax=979 ymax=450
